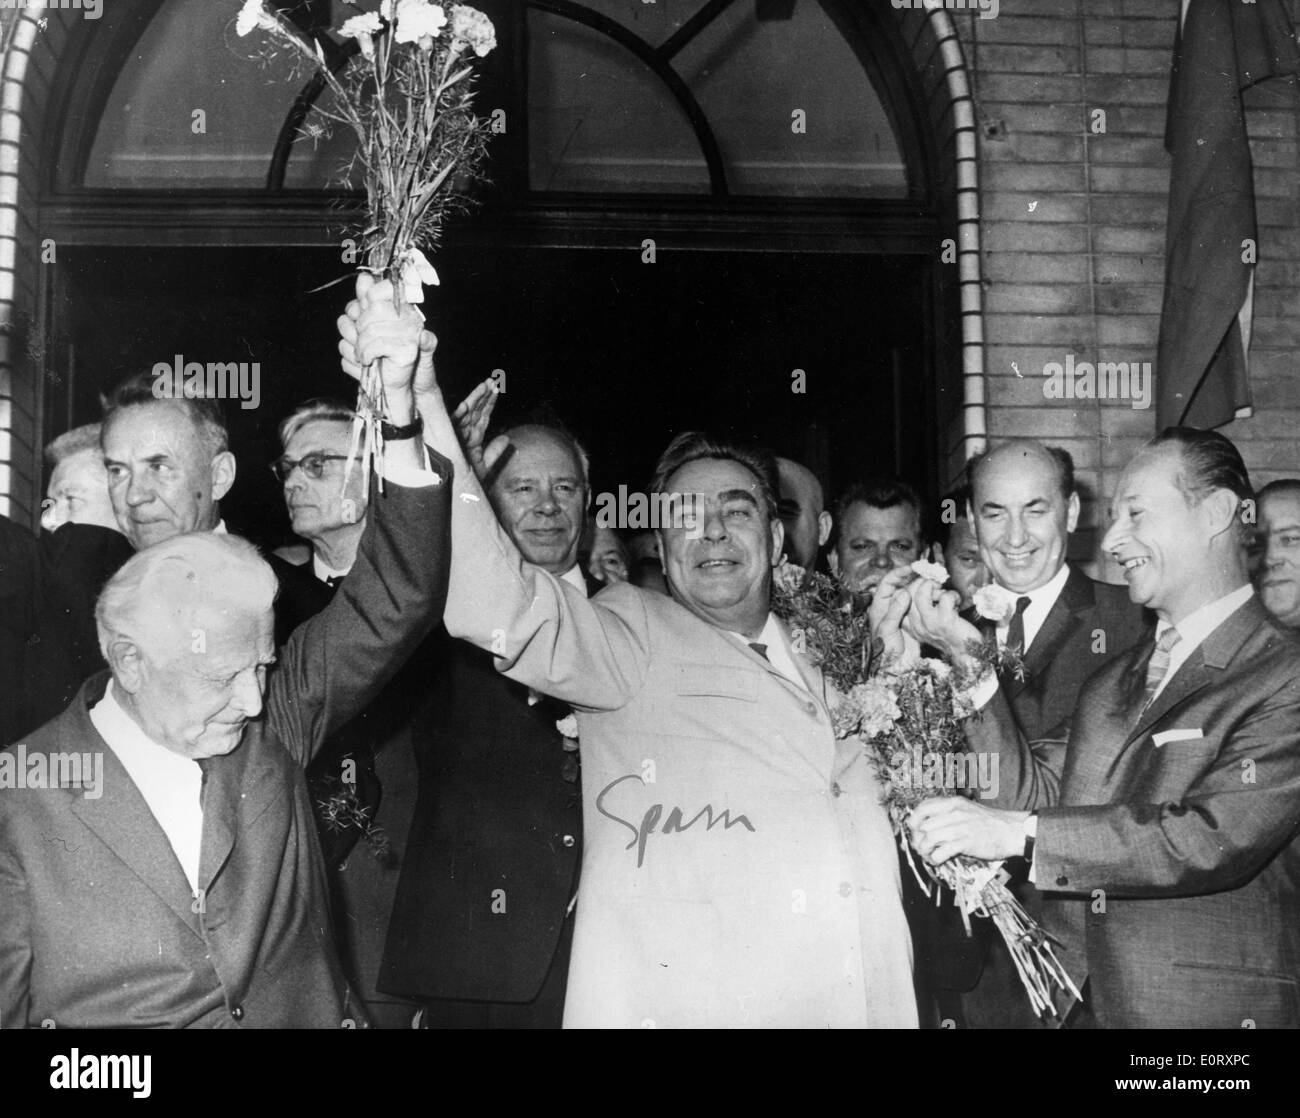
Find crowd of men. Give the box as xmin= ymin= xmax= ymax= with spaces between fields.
xmin=2 ymin=277 xmax=1299 ymax=1028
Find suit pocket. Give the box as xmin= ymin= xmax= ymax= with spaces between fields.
xmin=673 ymin=663 xmax=760 ymax=702
xmin=1167 ymin=960 xmax=1300 ymax=1027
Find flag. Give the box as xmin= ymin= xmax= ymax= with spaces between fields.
xmin=1156 ymin=0 xmax=1300 ymax=429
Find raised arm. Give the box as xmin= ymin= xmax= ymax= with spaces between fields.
xmin=337 ymin=304 xmax=648 ymax=712
xmin=267 ymin=278 xmax=452 ymax=765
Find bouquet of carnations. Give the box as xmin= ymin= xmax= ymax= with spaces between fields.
xmin=236 ymin=0 xmax=496 ymax=488
xmin=772 ymin=561 xmax=1081 ymax=1017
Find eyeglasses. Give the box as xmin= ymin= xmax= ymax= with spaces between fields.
xmin=270 ymin=453 xmax=350 ymax=483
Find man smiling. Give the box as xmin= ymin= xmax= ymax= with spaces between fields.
xmin=898 ymin=428 xmax=1300 ymax=1028
xmin=386 ymin=310 xmax=917 ymax=1027
xmin=1251 ymin=479 xmax=1300 ymax=629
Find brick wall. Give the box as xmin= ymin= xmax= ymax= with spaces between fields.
xmin=958 ymin=0 xmax=1300 ymax=572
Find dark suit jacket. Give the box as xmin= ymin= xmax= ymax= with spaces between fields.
xmin=0 ymin=520 xmax=132 ymax=746
xmin=378 ymin=605 xmax=587 ymax=1005
xmin=976 ymin=594 xmax=1300 ymax=1028
xmin=0 ymin=470 xmax=451 ymax=1028
xmin=927 ymin=566 xmax=1148 ymax=1011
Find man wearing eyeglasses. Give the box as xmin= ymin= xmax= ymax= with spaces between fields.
xmin=265 ymin=398 xmax=433 ymax=1029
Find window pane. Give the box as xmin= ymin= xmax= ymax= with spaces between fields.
xmin=674 ymin=2 xmax=907 ymax=197
xmin=528 ymin=9 xmax=710 ymax=194
xmin=86 ymin=0 xmax=312 ymax=188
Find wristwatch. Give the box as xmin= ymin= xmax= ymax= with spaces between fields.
xmin=379 ymin=413 xmax=424 ymax=441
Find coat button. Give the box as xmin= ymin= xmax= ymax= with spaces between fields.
xmin=830 ymin=782 xmax=842 ymax=797
xmin=562 ymin=834 xmax=576 ymax=848
xmin=230 ymin=1005 xmax=244 ymax=1021
xmin=1055 ymin=876 xmax=1068 ymax=887
xmin=805 ymin=702 xmax=817 ymax=716
xmin=838 ymin=881 xmax=853 ymax=898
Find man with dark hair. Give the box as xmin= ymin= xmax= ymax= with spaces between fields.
xmin=101 ymin=374 xmax=235 ymax=550
xmin=380 ymin=388 xmax=594 ymax=1028
xmin=1251 ymin=479 xmax=1300 ymax=629
xmin=932 ymin=437 xmax=1146 ymax=1028
xmin=830 ymin=476 xmax=926 ymax=598
xmin=902 ymin=427 xmax=1300 ymax=1028
xmin=934 ymin=483 xmax=987 ymax=611
xmin=371 ymin=311 xmax=918 ymax=1024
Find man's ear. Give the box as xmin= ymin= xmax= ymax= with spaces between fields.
xmin=1202 ymin=487 xmax=1241 ymax=540
xmin=769 ymin=516 xmax=785 ymax=568
xmin=105 ymin=638 xmax=144 ymax=695
xmin=1066 ymin=491 xmax=1081 ymax=534
xmin=211 ymin=451 xmax=237 ymax=503
xmin=817 ymin=510 xmax=832 ymax=549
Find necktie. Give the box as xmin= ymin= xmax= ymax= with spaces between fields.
xmin=1139 ymin=627 xmax=1182 ymax=715
xmin=1004 ymin=596 xmax=1032 ymax=656
xmin=748 ymin=642 xmax=770 ymax=662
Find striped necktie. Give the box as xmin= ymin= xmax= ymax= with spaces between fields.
xmin=1139 ymin=627 xmax=1182 ymax=715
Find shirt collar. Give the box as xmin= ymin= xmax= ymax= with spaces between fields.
xmin=560 ymin=563 xmax=589 ymax=598
xmin=312 ymin=553 xmax=351 ymax=583
xmin=1157 ymin=583 xmax=1255 ymax=649
xmin=90 ymin=680 xmax=201 ymax=776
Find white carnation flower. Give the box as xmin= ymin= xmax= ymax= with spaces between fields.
xmin=910 ymin=557 xmax=949 ymax=583
xmin=393 ymin=0 xmax=447 ymax=46
xmin=973 ymin=583 xmax=1018 ymax=624
xmin=338 ymin=11 xmax=383 ymax=58
xmin=449 ymin=5 xmax=497 ymax=56
xmin=555 ymin=714 xmax=579 ymax=741
xmin=236 ymin=0 xmax=275 ymax=37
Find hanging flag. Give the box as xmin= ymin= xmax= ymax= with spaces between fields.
xmin=1156 ymin=0 xmax=1300 ymax=429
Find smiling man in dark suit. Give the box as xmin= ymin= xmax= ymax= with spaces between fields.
xmin=905 ymin=427 xmax=1300 ymax=1029
xmin=379 ymin=395 xmax=592 ymax=1029
xmin=922 ymin=440 xmax=1147 ymax=1028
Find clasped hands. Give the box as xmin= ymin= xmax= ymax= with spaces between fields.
xmin=869 ymin=567 xmax=1030 ymax=865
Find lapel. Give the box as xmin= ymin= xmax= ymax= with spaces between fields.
xmin=1009 ymin=566 xmax=1094 ymax=699
xmin=197 ymin=725 xmax=284 ymax=893
xmin=64 ymin=674 xmax=204 ymax=940
xmin=1124 ymin=596 xmax=1267 ymax=746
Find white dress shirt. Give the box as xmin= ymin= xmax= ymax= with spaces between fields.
xmin=995 ymin=562 xmax=1070 ymax=653
xmin=1148 ymin=582 xmax=1255 ymax=704
xmin=90 ymin=681 xmax=205 ymax=895
xmin=726 ymin=613 xmax=808 ymax=691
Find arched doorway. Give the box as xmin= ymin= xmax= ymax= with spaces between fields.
xmin=1 ymin=0 xmax=983 ymax=530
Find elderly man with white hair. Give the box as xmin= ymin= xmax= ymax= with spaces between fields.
xmin=0 ymin=283 xmax=451 ymax=1028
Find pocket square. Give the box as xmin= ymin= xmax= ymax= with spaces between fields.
xmin=1152 ymin=728 xmax=1204 ymax=747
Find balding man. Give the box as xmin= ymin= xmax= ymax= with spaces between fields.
xmin=0 ymin=286 xmax=451 ymax=1028
xmin=908 ymin=428 xmax=1300 ymax=1028
xmin=776 ymin=457 xmax=832 ymax=574
xmin=1251 ymin=480 xmax=1300 ymax=629
xmin=931 ymin=439 xmax=1147 ymax=1029
xmin=381 ymin=409 xmax=598 ymax=1028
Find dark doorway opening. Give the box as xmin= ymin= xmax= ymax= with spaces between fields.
xmin=53 ymin=245 xmax=932 ymax=545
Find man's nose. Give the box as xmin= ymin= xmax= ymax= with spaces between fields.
xmin=41 ymin=502 xmax=65 ymax=532
xmin=125 ymin=470 xmax=156 ymax=506
xmin=870 ymin=550 xmax=892 ymax=568
xmin=1005 ymin=514 xmax=1029 ymax=547
xmin=1265 ymin=538 xmax=1287 ymax=567
xmin=1100 ymin=519 xmax=1123 ymax=555
xmin=702 ymin=508 xmax=728 ymax=541
xmin=535 ymin=490 xmax=561 ymax=515
xmin=230 ymin=670 xmax=264 ymax=720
